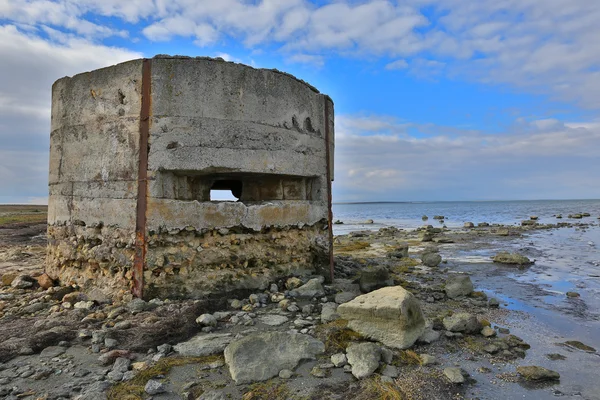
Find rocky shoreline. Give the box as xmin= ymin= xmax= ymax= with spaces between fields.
xmin=0 ymin=217 xmax=598 ymax=400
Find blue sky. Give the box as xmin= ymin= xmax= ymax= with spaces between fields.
xmin=1 ymin=0 xmax=599 ymax=203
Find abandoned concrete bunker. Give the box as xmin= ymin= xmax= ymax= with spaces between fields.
xmin=47 ymin=55 xmax=335 ymax=300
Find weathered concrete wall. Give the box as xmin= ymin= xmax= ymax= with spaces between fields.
xmin=47 ymin=56 xmax=334 ymax=300
xmin=47 ymin=60 xmax=143 ymax=295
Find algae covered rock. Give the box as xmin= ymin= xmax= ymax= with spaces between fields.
xmin=421 ymin=252 xmax=442 ymax=267
xmin=358 ymin=265 xmax=393 ymax=293
xmin=517 ymin=366 xmax=560 ymax=381
xmin=337 ymin=286 xmax=425 ymax=349
xmin=492 ymin=252 xmax=533 ymax=265
xmin=443 ymin=313 xmax=480 ymax=333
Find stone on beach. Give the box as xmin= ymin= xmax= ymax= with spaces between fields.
xmin=444 ymin=367 xmax=465 ymax=384
xmin=337 ymin=286 xmax=425 ymax=349
xmin=517 ymin=366 xmax=560 ymax=381
xmin=492 ymin=252 xmax=533 ymax=265
xmin=173 ymin=333 xmax=233 ymax=357
xmin=444 ymin=275 xmax=474 ymax=299
xmin=443 ymin=313 xmax=480 ymax=333
xmin=421 ymin=252 xmax=442 ymax=267
xmin=289 ymin=278 xmax=325 ymax=298
xmin=346 ymin=342 xmax=381 ymax=379
xmin=224 ymin=332 xmax=325 ymax=384
xmin=358 ymin=265 xmax=393 ymax=293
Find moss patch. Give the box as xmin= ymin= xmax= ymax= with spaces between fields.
xmin=395 ymin=350 xmax=422 ymax=366
xmin=355 ymin=377 xmax=405 ymax=400
xmin=334 ymin=241 xmax=371 ymax=253
xmin=107 ymin=355 xmax=224 ymax=400
xmin=242 ymin=380 xmax=296 ymax=400
xmin=313 ymin=319 xmax=363 ymax=353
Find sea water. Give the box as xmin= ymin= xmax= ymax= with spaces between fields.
xmin=332 ymin=199 xmax=600 ymax=234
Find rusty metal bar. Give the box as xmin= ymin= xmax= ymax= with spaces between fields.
xmin=132 ymin=58 xmax=152 ymax=298
xmin=324 ymin=96 xmax=335 ymax=283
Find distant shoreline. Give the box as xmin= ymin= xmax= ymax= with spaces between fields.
xmin=334 ymin=199 xmax=600 ymax=205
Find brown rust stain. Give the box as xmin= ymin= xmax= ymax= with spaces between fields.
xmin=132 ymin=58 xmax=152 ymax=298
xmin=324 ymin=96 xmax=334 ymax=282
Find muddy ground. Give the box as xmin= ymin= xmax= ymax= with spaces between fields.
xmin=0 ymin=206 xmax=599 ymax=400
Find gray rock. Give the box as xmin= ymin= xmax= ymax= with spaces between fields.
xmin=127 ymin=298 xmax=156 ymax=313
xmin=492 ymin=252 xmax=533 ymax=265
xmin=74 ymin=301 xmax=95 ymax=310
xmin=337 ymin=286 xmax=425 ymax=349
xmin=443 ymin=313 xmax=480 ymax=333
xmin=22 ymin=302 xmax=45 ymax=313
xmin=421 ymin=252 xmax=442 ymax=267
xmin=517 ymin=366 xmax=560 ymax=381
xmin=157 ymin=343 xmax=172 ymax=354
xmin=381 ymin=364 xmax=399 ymax=378
xmin=481 ymin=326 xmax=496 ymax=337
xmin=230 ymin=299 xmax=243 ymax=309
xmin=334 ymin=291 xmax=358 ymax=304
xmin=112 ymin=357 xmax=131 ymax=373
xmin=418 ymin=327 xmax=441 ymax=344
xmin=301 ymin=304 xmax=314 ymax=314
xmin=107 ymin=370 xmax=124 ymax=382
xmin=464 ymin=222 xmax=474 ymax=228
xmin=346 ymin=342 xmax=381 ymax=379
xmin=420 ymin=354 xmax=437 ymax=365
xmin=445 ymin=275 xmax=474 ymax=299
xmin=279 ymin=369 xmax=293 ymax=379
xmin=11 ymin=275 xmax=34 ymax=289
xmin=444 ymin=367 xmax=465 ymax=384
xmin=104 ymin=338 xmax=118 ymax=348
xmin=258 ymin=314 xmax=289 ymax=326
xmin=123 ymin=371 xmax=136 ymax=381
xmin=196 ymin=314 xmax=217 ymax=327
xmin=359 ymin=265 xmax=393 ymax=293
xmin=488 ymin=298 xmax=500 ymax=308
xmin=113 ymin=321 xmax=132 ymax=330
xmin=145 ymin=379 xmax=166 ymax=395
xmin=224 ymin=332 xmax=325 ymax=384
xmin=388 ymin=244 xmax=409 ymax=259
xmin=331 ymin=353 xmax=347 ymax=367
xmin=248 ymin=294 xmax=260 ymax=304
xmin=289 ymin=278 xmax=325 ymax=298
xmin=320 ymin=302 xmax=339 ymax=323
xmin=173 ymin=333 xmax=233 ymax=357
xmin=40 ymin=346 xmax=66 ymax=358
xmin=380 ymin=347 xmax=393 ymax=364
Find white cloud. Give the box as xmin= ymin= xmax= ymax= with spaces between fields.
xmin=286 ymin=53 xmax=324 ymax=67
xmin=385 ymin=59 xmax=408 ymax=70
xmin=3 ymin=1 xmax=600 ymax=107
xmin=333 ymin=114 xmax=600 ymax=201
xmin=0 ymin=24 xmax=141 ymax=203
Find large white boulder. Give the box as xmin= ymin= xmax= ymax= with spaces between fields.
xmin=337 ymin=286 xmax=425 ymax=349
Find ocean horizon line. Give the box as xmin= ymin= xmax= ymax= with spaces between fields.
xmin=334 ymin=198 xmax=600 ymax=205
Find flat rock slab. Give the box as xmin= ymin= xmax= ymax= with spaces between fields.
xmin=258 ymin=314 xmax=289 ymax=326
xmin=224 ymin=332 xmax=325 ymax=384
xmin=517 ymin=366 xmax=560 ymax=381
xmin=173 ymin=333 xmax=233 ymax=357
xmin=337 ymin=286 xmax=425 ymax=349
xmin=40 ymin=346 xmax=66 ymax=358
